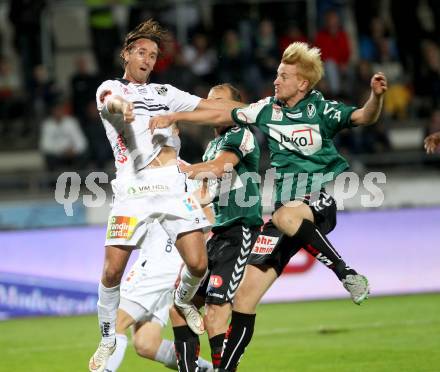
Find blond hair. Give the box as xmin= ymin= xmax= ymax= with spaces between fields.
xmin=281 ymin=42 xmax=324 ymax=90
xmin=120 ymin=19 xmax=166 ymax=66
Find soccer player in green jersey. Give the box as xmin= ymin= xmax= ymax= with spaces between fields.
xmin=168 ymin=83 xmax=263 ymax=371
xmin=150 ymin=42 xmax=388 ymax=371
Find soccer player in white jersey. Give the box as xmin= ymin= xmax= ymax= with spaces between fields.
xmin=104 ymin=219 xmax=213 ymax=372
xmin=89 ymin=19 xmax=242 ymax=372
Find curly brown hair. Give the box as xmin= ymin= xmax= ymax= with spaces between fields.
xmin=120 ymin=19 xmax=167 ymax=66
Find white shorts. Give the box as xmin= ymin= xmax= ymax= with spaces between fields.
xmin=105 ymin=165 xmax=210 ymax=246
xmin=119 ymin=218 xmax=183 ymax=327
xmin=119 ymin=296 xmax=169 ymax=328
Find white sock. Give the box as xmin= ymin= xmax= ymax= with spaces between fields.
xmin=154 ymin=339 xmax=213 ymax=371
xmin=155 ymin=339 xmax=178 ymax=369
xmin=175 ymin=266 xmax=206 ymax=305
xmin=104 ymin=333 xmax=128 ymax=371
xmin=97 ymin=282 xmax=120 ymax=345
xmin=197 ymin=356 xmax=213 ymax=370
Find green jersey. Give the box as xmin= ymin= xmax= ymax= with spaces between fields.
xmin=231 ymin=90 xmax=357 ymax=202
xmin=203 ymin=126 xmax=263 ymax=230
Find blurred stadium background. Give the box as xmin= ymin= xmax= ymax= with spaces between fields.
xmin=0 ymin=0 xmax=439 ymax=371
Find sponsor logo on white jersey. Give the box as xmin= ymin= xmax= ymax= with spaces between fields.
xmin=267 ymin=123 xmax=322 ymax=155
xmin=127 ymin=184 xmax=170 ymax=196
xmin=155 ymin=86 xmax=168 ymax=96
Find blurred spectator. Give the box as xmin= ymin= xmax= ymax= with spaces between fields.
xmin=373 ymin=38 xmax=411 ymax=119
xmin=0 ymin=56 xmax=24 ymax=137
xmin=82 ymin=100 xmax=112 ymax=170
xmin=70 ymin=56 xmax=99 ymax=127
xmin=8 ymin=0 xmax=46 ymax=88
xmin=278 ymin=24 xmax=308 ymax=53
xmin=154 ymin=31 xmax=181 ymax=79
xmin=416 ymin=41 xmax=440 ymax=114
xmin=156 ymin=51 xmax=197 ymax=92
xmin=391 ymin=0 xmax=422 ymax=73
xmin=86 ymin=0 xmax=120 ymax=79
xmin=360 ymin=125 xmax=391 ymax=154
xmin=218 ymin=29 xmax=245 ymax=83
xmin=315 ymin=9 xmax=351 ymax=97
xmin=39 ymin=99 xmax=88 ymax=172
xmin=29 ymin=65 xmax=58 ymax=120
xmin=359 ymin=17 xmax=398 ymax=63
xmin=182 ymin=33 xmax=217 ymax=84
xmin=254 ymin=20 xmax=279 ymax=80
xmin=352 ymin=60 xmax=374 ymax=106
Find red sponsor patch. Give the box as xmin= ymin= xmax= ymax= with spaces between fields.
xmin=209 ymin=275 xmax=223 ymax=288
xmin=115 ymin=134 xmax=128 ymax=164
xmin=251 ymin=235 xmax=279 ymax=255
xmin=99 ymin=90 xmax=112 ymax=103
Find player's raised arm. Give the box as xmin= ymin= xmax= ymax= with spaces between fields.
xmin=351 ymin=72 xmax=388 ymax=126
xmin=180 ymin=151 xmax=240 ymax=179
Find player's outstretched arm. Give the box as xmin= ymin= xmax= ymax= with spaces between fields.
xmin=197 ymin=97 xmax=245 ymax=111
xmin=351 ymin=72 xmax=388 ymax=126
xmin=149 ymin=109 xmax=233 ymax=132
xmin=424 ymin=132 xmax=440 ymax=154
xmin=180 ymin=151 xmax=240 ymax=180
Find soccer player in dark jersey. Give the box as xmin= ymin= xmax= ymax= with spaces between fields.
xmin=168 ymin=83 xmax=263 ymax=372
xmin=150 ymin=42 xmax=388 ymax=371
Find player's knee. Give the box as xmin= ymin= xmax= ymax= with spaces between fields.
xmin=186 ymin=257 xmax=207 ymax=278
xmin=232 ymin=286 xmax=256 ymax=313
xmin=102 ymin=263 xmax=124 ymax=286
xmin=133 ymin=337 xmax=156 ymax=359
xmin=273 ymin=209 xmax=302 ymax=236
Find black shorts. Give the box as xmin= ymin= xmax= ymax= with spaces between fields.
xmin=247 ymin=190 xmax=337 ymax=276
xmin=197 ymin=224 xmax=260 ymax=305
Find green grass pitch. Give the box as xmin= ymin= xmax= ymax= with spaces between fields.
xmin=1 ymin=293 xmax=439 ymax=372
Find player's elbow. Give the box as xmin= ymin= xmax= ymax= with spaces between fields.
xmin=352 ymin=110 xmax=378 ymax=127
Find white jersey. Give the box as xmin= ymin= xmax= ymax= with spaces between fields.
xmin=96 ymin=79 xmax=201 ymax=177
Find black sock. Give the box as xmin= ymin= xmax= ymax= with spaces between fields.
xmin=294 ymin=219 xmax=357 ymax=280
xmin=220 ymin=311 xmax=256 ymax=371
xmin=209 ymin=333 xmax=226 ymax=369
xmin=173 ymin=325 xmax=200 ymax=372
